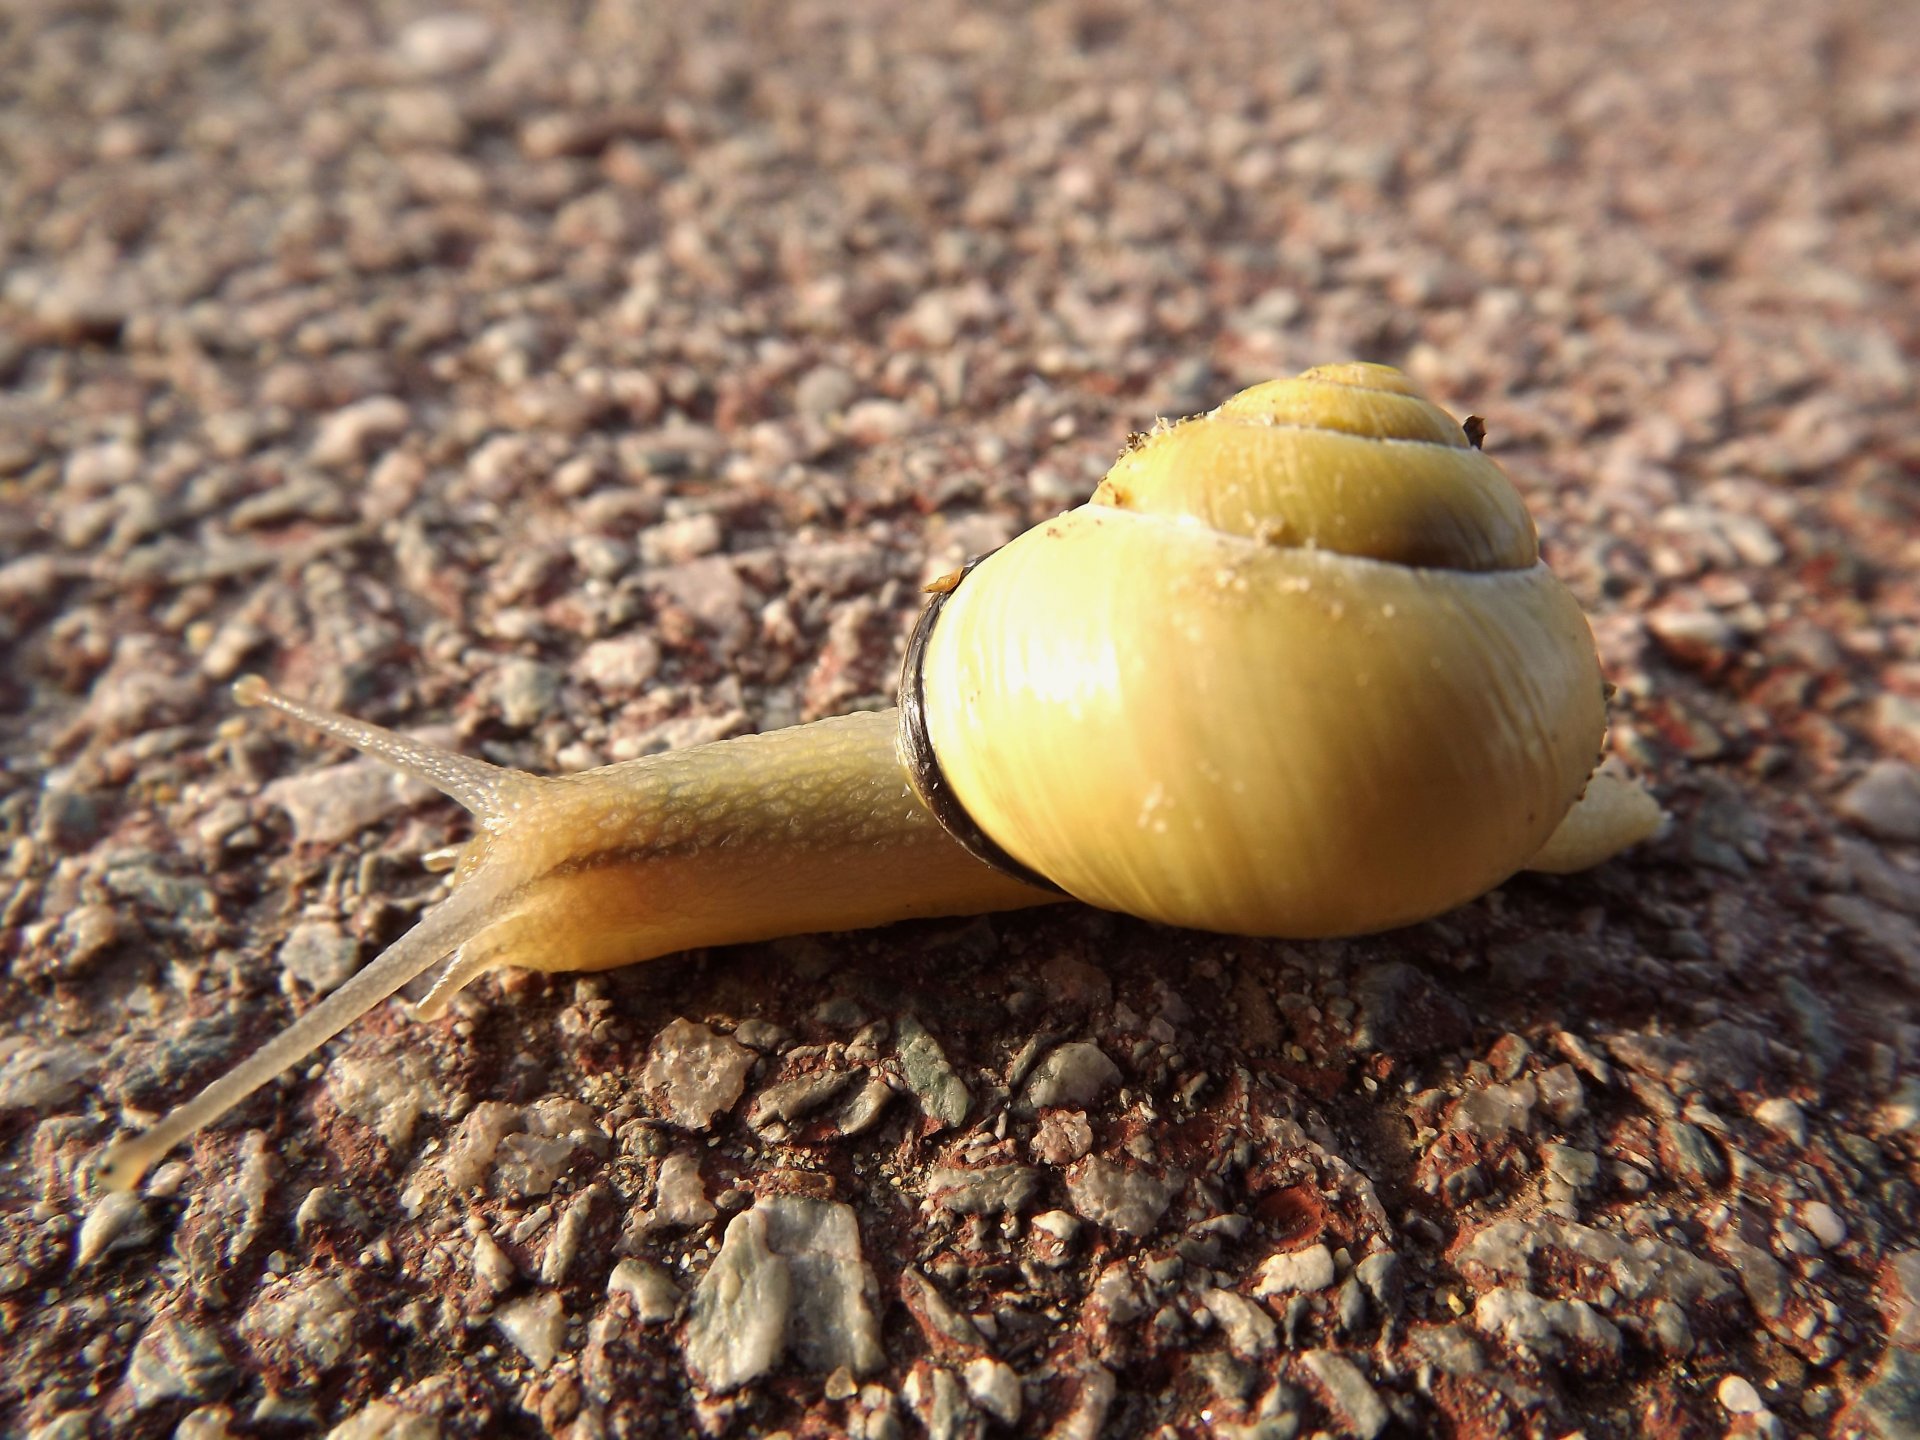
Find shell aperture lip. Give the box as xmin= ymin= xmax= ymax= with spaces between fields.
xmin=898 ymin=551 xmax=1066 ymax=895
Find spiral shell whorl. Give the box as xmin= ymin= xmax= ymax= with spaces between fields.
xmin=1093 ymin=362 xmax=1540 ymax=572
xmin=915 ymin=364 xmax=1608 ymax=939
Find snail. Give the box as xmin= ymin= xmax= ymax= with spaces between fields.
xmin=96 ymin=363 xmax=1661 ymax=1191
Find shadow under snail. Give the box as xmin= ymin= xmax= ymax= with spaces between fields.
xmin=96 ymin=363 xmax=1662 ymax=1190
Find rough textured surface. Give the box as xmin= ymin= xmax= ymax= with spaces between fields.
xmin=1 ymin=0 xmax=1917 ymax=1436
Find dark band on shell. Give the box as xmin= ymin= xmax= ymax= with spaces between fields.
xmin=899 ymin=553 xmax=1065 ymax=896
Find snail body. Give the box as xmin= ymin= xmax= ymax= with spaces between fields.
xmin=97 ymin=364 xmax=1660 ymax=1190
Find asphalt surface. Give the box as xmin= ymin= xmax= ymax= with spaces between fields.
xmin=3 ymin=2 xmax=1918 ymax=1436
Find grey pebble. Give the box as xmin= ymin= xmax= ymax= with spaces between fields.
xmin=396 ymin=12 xmax=496 ymax=75
xmin=609 ymin=1258 xmax=683 ymax=1323
xmin=1299 ymin=1351 xmax=1388 ymax=1440
xmin=1648 ymin=1297 xmax=1694 ymax=1354
xmin=961 ymin=1356 xmax=1022 ymax=1427
xmin=1190 ymin=1348 xmax=1255 ymax=1404
xmin=684 ymin=1195 xmax=885 ymax=1392
xmin=489 ymin=658 xmax=560 ymax=730
xmin=260 ymin=760 xmax=425 ymax=848
xmin=1874 ymin=695 xmax=1920 ymax=753
xmin=1837 ymin=836 xmax=1920 ymax=916
xmin=833 ymin=1076 xmax=896 ymax=1136
xmin=1752 ymin=1097 xmax=1808 ymax=1146
xmin=1716 ymin=1232 xmax=1791 ymax=1322
xmin=1408 ymin=1325 xmax=1486 ymax=1378
xmin=1066 ymin=1156 xmax=1177 ymax=1237
xmin=240 ymin=1274 xmax=357 ymax=1373
xmin=327 ymin=1051 xmax=443 ymax=1153
xmin=540 ymin=1188 xmax=597 ymax=1284
xmin=1255 ymin=1243 xmax=1337 ymax=1296
xmin=895 ymin=1016 xmax=970 ymax=1130
xmin=1884 ymin=1250 xmax=1920 ymax=1348
xmin=310 ymin=396 xmax=409 ymax=468
xmin=278 ymin=921 xmax=360 ymax=995
xmin=1201 ymin=1286 xmax=1278 ymax=1360
xmin=1818 ymin=894 xmax=1920 ymax=979
xmin=1849 ymin=1346 xmax=1920 ymax=1440
xmin=1473 ymin=1286 xmax=1623 ymax=1369
xmin=794 ymin=364 xmax=860 ymax=419
xmin=732 ymin=1018 xmax=791 ymax=1052
xmin=1657 ymin=1118 xmax=1729 ymax=1187
xmin=1019 ymin=1040 xmax=1121 ymax=1113
xmin=924 ymin=1164 xmax=1040 ymax=1218
xmin=470 ymin=1230 xmax=514 ymax=1294
xmin=749 ymin=1070 xmax=853 ymax=1128
xmin=1535 ymin=1063 xmax=1587 ymax=1125
xmin=900 ymin=1265 xmax=986 ymax=1354
xmin=0 ymin=1041 xmax=97 ymax=1112
xmin=493 ymin=1291 xmax=566 ymax=1371
xmin=1646 ymin=604 xmax=1741 ymax=669
xmin=1447 ymin=1079 xmax=1538 ymax=1139
xmin=649 ymin=1151 xmax=718 ymax=1229
xmin=491 ymin=1097 xmax=608 ymax=1198
xmin=73 ymin=1191 xmax=157 ymax=1269
xmin=902 ymin=1363 xmax=972 ymax=1440
xmin=1050 ymin=1362 xmax=1117 ymax=1440
xmin=103 ymin=861 xmax=215 ymax=922
xmin=1877 ymin=1078 xmax=1920 ymax=1135
xmin=1838 ymin=762 xmax=1920 ymax=843
xmin=323 ymin=1399 xmax=442 ymax=1440
xmin=640 ymin=513 xmax=725 ymax=567
xmin=433 ymin=1101 xmax=522 ymax=1192
xmin=642 ymin=1019 xmax=755 ymax=1130
xmin=33 ymin=789 xmax=101 ymax=851
xmin=578 ymin=634 xmax=660 ymax=692
xmin=1335 ymin=1276 xmax=1369 ymax=1336
xmin=1778 ymin=977 xmax=1846 ymax=1078
xmin=1355 ymin=1251 xmax=1404 ymax=1317
xmin=124 ymin=1313 xmax=235 ymax=1410
xmin=1543 ymin=1143 xmax=1601 ymax=1192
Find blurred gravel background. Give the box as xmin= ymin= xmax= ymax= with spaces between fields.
xmin=3 ymin=1 xmax=1918 ymax=1437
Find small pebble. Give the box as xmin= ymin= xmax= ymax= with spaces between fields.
xmin=1717 ymin=1374 xmax=1764 ymax=1415
xmin=493 ymin=1292 xmax=566 ymax=1371
xmin=1799 ymin=1201 xmax=1846 ymax=1249
xmin=1752 ymin=1097 xmax=1808 ymax=1147
xmin=74 ymin=1191 xmax=156 ymax=1268
xmin=471 ymin=1230 xmax=515 ymax=1294
xmin=1836 ymin=761 xmax=1920 ymax=843
xmin=608 ymin=1258 xmax=682 ymax=1323
xmin=1254 ymin=1243 xmax=1337 ymax=1296
xmin=963 ymin=1356 xmax=1022 ymax=1426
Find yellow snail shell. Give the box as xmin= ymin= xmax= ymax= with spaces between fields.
xmin=913 ymin=362 xmax=1610 ymax=936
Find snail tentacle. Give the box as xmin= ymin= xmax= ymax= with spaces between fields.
xmin=234 ymin=674 xmax=541 ymax=828
xmin=96 ymin=877 xmax=499 ymax=1192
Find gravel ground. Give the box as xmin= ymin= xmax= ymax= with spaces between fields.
xmin=4 ymin=1 xmax=1919 ymax=1437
